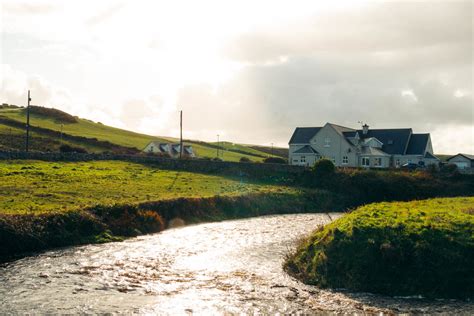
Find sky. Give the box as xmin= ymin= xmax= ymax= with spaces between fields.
xmin=0 ymin=0 xmax=472 ymax=154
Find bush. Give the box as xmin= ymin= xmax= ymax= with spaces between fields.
xmin=59 ymin=144 xmax=88 ymax=154
xmin=29 ymin=106 xmax=78 ymax=123
xmin=263 ymin=157 xmax=287 ymax=164
xmin=239 ymin=157 xmax=251 ymax=163
xmin=212 ymin=157 xmax=223 ymax=162
xmin=440 ymin=163 xmax=459 ymax=177
xmin=311 ymin=159 xmax=335 ymax=176
xmin=426 ymin=163 xmax=438 ymax=174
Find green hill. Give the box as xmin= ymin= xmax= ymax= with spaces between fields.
xmin=0 ymin=105 xmax=287 ymax=162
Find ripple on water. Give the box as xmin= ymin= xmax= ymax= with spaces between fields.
xmin=0 ymin=213 xmax=473 ymax=314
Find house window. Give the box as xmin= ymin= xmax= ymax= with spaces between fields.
xmin=361 ymin=157 xmax=370 ymax=167
xmin=301 ymin=156 xmax=306 ymax=163
xmin=324 ymin=138 xmax=331 ymax=147
xmin=395 ymin=159 xmax=400 ymax=167
xmin=331 ymin=156 xmax=336 ymax=163
xmin=150 ymin=146 xmax=154 ymax=152
xmin=374 ymin=158 xmax=382 ymax=167
xmin=342 ymin=156 xmax=349 ymax=164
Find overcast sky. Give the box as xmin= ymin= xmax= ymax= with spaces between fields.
xmin=1 ymin=0 xmax=472 ymax=153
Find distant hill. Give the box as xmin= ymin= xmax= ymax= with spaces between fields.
xmin=0 ymin=105 xmax=287 ymax=162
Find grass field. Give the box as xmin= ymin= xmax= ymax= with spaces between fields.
xmin=0 ymin=160 xmax=299 ymax=214
xmin=0 ymin=107 xmax=284 ymax=162
xmin=285 ymin=197 xmax=474 ymax=298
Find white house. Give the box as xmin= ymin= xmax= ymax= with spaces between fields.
xmin=447 ymin=153 xmax=474 ymax=170
xmin=289 ymin=123 xmax=439 ymax=168
xmin=143 ymin=141 xmax=195 ymax=158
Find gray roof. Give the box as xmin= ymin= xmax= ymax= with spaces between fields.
xmin=406 ymin=134 xmax=429 ymax=155
xmin=355 ymin=129 xmax=413 ymax=155
xmin=293 ymin=145 xmax=319 ymax=154
xmin=289 ymin=127 xmax=322 ymax=144
xmin=448 ymin=153 xmax=474 ymax=161
xmin=329 ymin=123 xmax=356 ymax=135
xmin=424 ymin=152 xmax=439 ymax=160
xmin=360 ymin=146 xmax=391 ymax=156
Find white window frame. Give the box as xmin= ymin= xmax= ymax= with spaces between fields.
xmin=342 ymin=156 xmax=349 ymax=164
xmin=324 ymin=138 xmax=331 ymax=147
xmin=374 ymin=157 xmax=382 ymax=167
xmin=395 ymin=159 xmax=400 ymax=167
xmin=301 ymin=156 xmax=306 ymax=163
xmin=361 ymin=157 xmax=370 ymax=167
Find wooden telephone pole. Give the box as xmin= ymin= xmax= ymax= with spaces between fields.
xmin=25 ymin=90 xmax=31 ymax=152
xmin=179 ymin=110 xmax=183 ymax=159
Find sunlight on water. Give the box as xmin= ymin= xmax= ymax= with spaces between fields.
xmin=0 ymin=213 xmax=472 ymax=314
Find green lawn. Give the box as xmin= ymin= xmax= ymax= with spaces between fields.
xmin=0 ymin=160 xmax=298 ymax=214
xmin=285 ymin=197 xmax=474 ymax=298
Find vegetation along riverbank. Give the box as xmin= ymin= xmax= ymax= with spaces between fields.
xmin=284 ymin=197 xmax=474 ymax=299
xmin=1 ymin=158 xmax=473 ymax=262
xmin=0 ymin=160 xmax=340 ymax=261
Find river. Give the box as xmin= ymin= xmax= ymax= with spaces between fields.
xmin=0 ymin=213 xmax=472 ymax=314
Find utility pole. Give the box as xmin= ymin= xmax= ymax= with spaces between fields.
xmin=60 ymin=123 xmax=64 ymax=145
xmin=25 ymin=90 xmax=31 ymax=152
xmin=216 ymin=134 xmax=220 ymax=158
xmin=9 ymin=128 xmax=12 ymax=150
xmin=179 ymin=110 xmax=183 ymax=159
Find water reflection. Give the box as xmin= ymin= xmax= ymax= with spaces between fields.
xmin=0 ymin=213 xmax=472 ymax=314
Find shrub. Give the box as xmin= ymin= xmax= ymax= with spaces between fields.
xmin=311 ymin=159 xmax=335 ymax=176
xmin=440 ymin=163 xmax=459 ymax=177
xmin=136 ymin=210 xmax=165 ymax=233
xmin=263 ymin=157 xmax=287 ymax=164
xmin=239 ymin=157 xmax=251 ymax=163
xmin=59 ymin=144 xmax=88 ymax=154
xmin=212 ymin=157 xmax=223 ymax=162
xmin=29 ymin=106 xmax=78 ymax=123
xmin=426 ymin=163 xmax=438 ymax=174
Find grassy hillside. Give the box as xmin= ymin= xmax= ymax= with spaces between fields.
xmin=0 ymin=106 xmax=283 ymax=162
xmin=285 ymin=197 xmax=474 ymax=298
xmin=0 ymin=160 xmax=299 ymax=214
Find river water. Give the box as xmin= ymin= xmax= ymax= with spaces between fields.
xmin=0 ymin=213 xmax=472 ymax=314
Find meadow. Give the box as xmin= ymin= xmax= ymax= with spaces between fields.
xmin=0 ymin=160 xmax=298 ymax=214
xmin=0 ymin=106 xmax=284 ymax=162
xmin=285 ymin=197 xmax=474 ymax=298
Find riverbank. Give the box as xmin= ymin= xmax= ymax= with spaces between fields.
xmin=284 ymin=197 xmax=474 ymax=299
xmin=2 ymin=159 xmax=473 ymax=262
xmin=0 ymin=191 xmax=341 ymax=261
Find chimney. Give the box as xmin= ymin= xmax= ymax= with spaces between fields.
xmin=362 ymin=124 xmax=369 ymax=135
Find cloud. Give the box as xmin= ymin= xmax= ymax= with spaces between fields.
xmin=0 ymin=64 xmax=71 ymax=108
xmin=86 ymin=3 xmax=126 ymax=26
xmin=2 ymin=2 xmax=57 ymax=15
xmin=224 ymin=1 xmax=472 ymax=64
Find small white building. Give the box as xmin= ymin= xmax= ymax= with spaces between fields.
xmin=143 ymin=141 xmax=195 ymax=158
xmin=447 ymin=154 xmax=474 ymax=170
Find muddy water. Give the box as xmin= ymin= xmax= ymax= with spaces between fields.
xmin=0 ymin=214 xmax=472 ymax=314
